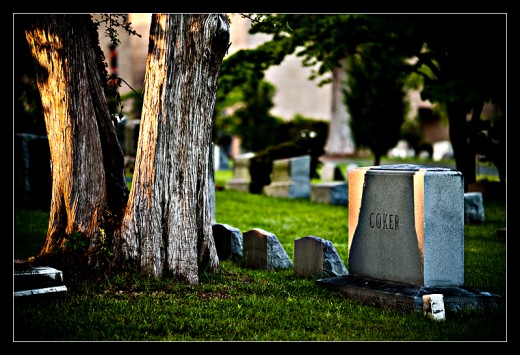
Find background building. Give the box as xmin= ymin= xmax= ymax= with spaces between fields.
xmin=97 ymin=14 xmax=446 ymax=159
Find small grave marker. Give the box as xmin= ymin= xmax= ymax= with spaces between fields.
xmin=464 ymin=192 xmax=485 ymax=224
xmin=242 ymin=228 xmax=292 ymax=270
xmin=212 ymin=223 xmax=243 ymax=261
xmin=294 ymin=236 xmax=348 ymax=278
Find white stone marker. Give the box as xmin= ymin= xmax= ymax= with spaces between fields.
xmin=423 ymin=294 xmax=446 ymax=321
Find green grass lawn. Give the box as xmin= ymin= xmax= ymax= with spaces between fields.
xmin=13 ymin=167 xmax=507 ymax=341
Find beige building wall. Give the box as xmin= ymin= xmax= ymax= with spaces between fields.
xmin=228 ymin=14 xmax=331 ymax=121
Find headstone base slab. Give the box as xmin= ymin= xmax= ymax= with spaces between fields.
xmin=316 ymin=275 xmax=500 ymax=314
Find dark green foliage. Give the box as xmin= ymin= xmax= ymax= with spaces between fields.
xmin=400 ymin=117 xmax=422 ymax=157
xmin=236 ymin=14 xmax=506 ymax=188
xmin=92 ymin=14 xmax=142 ymax=47
xmin=247 ymin=14 xmax=351 ymax=85
xmin=214 ymin=15 xmax=349 ymax=151
xmin=119 ymin=87 xmax=144 ymax=120
xmin=215 ymin=47 xmax=284 ymax=152
xmin=230 ymin=80 xmax=282 ymax=152
xmin=345 ymin=45 xmax=409 ymax=165
xmin=409 ymin=14 xmax=506 ymax=186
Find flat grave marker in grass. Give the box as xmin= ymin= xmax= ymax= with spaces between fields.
xmin=242 ymin=228 xmax=292 ymax=270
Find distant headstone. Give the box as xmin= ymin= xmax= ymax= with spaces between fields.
xmin=432 ymin=140 xmax=454 ymax=161
xmin=464 ymin=192 xmax=484 ymax=224
xmin=311 ymin=182 xmax=348 ymax=205
xmin=14 ymin=133 xmax=52 ymax=209
xmin=294 ymin=236 xmax=348 ymax=278
xmin=242 ymin=228 xmax=293 ymax=270
xmin=124 ymin=119 xmax=140 ymax=157
xmin=321 ymin=162 xmax=345 ymax=182
xmin=226 ymin=153 xmax=255 ymax=192
xmin=263 ymin=155 xmax=311 ymax=199
xmin=218 ymin=138 xmax=232 ymax=170
xmin=348 ymin=164 xmax=464 ymax=287
xmin=212 ymin=223 xmax=243 ymax=261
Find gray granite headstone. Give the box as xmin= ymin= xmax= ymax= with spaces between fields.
xmin=464 ymin=192 xmax=485 ymax=224
xmin=294 ymin=236 xmax=348 ymax=278
xmin=212 ymin=223 xmax=243 ymax=261
xmin=242 ymin=228 xmax=293 ymax=270
xmin=348 ymin=164 xmax=464 ymax=287
xmin=263 ymin=155 xmax=311 ymax=199
xmin=218 ymin=145 xmax=231 ymax=170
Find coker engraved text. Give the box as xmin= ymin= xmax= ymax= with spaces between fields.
xmin=369 ymin=212 xmax=399 ymax=230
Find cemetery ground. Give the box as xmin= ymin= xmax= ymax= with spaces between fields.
xmin=13 ymin=161 xmax=506 ymax=341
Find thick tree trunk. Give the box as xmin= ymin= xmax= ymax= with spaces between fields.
xmin=323 ymin=59 xmax=356 ymax=158
xmin=115 ymin=14 xmax=230 ymax=284
xmin=25 ymin=15 xmax=128 ymax=259
xmin=447 ymin=102 xmax=475 ymax=192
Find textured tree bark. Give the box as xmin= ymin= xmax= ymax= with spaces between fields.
xmin=25 ymin=15 xmax=128 ymax=258
xmin=115 ymin=14 xmax=230 ymax=283
xmin=323 ymin=59 xmax=356 ymax=158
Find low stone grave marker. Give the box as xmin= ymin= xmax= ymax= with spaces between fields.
xmin=242 ymin=228 xmax=292 ymax=270
xmin=263 ymin=155 xmax=311 ymax=199
xmin=311 ymin=181 xmax=348 ymax=205
xmin=226 ymin=153 xmax=255 ymax=192
xmin=14 ymin=261 xmax=67 ymax=298
xmin=317 ymin=164 xmax=500 ymax=315
xmin=311 ymin=162 xmax=347 ymax=205
xmin=212 ymin=223 xmax=243 ymax=261
xmin=294 ymin=236 xmax=348 ymax=278
xmin=464 ymin=192 xmax=485 ymax=224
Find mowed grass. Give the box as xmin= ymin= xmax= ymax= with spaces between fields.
xmin=13 ymin=169 xmax=507 ymax=341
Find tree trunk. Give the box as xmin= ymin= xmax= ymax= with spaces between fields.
xmin=25 ymin=15 xmax=128 ymax=259
xmin=115 ymin=14 xmax=230 ymax=284
xmin=447 ymin=102 xmax=475 ymax=191
xmin=323 ymin=59 xmax=356 ymax=158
